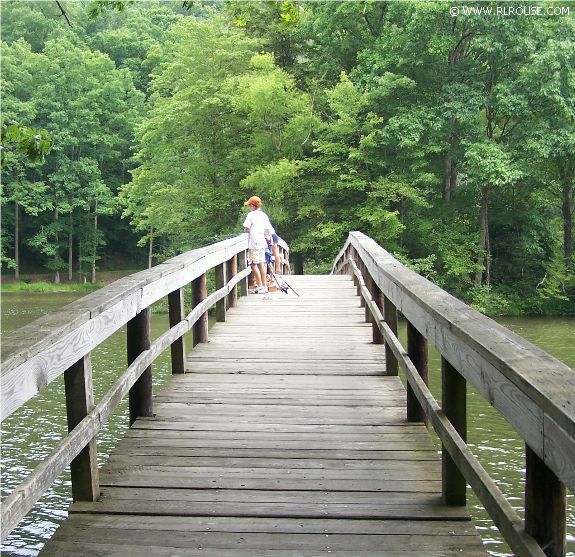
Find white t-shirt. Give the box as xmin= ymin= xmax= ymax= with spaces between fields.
xmin=243 ymin=209 xmax=272 ymax=250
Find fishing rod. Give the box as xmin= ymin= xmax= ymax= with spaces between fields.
xmin=268 ymin=265 xmax=300 ymax=297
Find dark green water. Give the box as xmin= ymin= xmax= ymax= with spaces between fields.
xmin=1 ymin=292 xmax=574 ymax=556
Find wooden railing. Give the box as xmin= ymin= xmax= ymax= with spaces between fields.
xmin=333 ymin=231 xmax=574 ymax=557
xmin=0 ymin=234 xmax=289 ymax=542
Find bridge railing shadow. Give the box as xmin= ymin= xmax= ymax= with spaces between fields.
xmin=333 ymin=231 xmax=574 ymax=557
xmin=0 ymin=234 xmax=289 ymax=542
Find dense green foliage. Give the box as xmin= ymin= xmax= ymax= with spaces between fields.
xmin=1 ymin=0 xmax=573 ymax=314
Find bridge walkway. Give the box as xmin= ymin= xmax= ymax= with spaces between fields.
xmin=39 ymin=275 xmax=488 ymax=556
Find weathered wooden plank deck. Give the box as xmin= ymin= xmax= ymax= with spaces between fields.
xmin=39 ymin=275 xmax=488 ymax=556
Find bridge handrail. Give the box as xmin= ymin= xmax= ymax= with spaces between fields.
xmin=333 ymin=231 xmax=574 ymax=557
xmin=0 ymin=234 xmax=289 ymax=542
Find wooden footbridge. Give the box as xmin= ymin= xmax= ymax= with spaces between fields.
xmin=2 ymin=233 xmax=574 ymax=556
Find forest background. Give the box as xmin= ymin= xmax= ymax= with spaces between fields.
xmin=1 ymin=0 xmax=574 ymax=316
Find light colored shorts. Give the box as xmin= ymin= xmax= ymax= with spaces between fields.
xmin=248 ymin=248 xmax=266 ymax=265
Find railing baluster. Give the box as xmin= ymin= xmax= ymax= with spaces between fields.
xmin=64 ymin=354 xmax=99 ymax=501
xmin=227 ymin=254 xmax=238 ymax=308
xmin=127 ymin=308 xmax=153 ymax=426
xmin=365 ymin=272 xmax=373 ymax=323
xmin=351 ymin=251 xmax=361 ymax=297
xmin=383 ymin=295 xmax=398 ymax=376
xmin=192 ymin=272 xmax=208 ymax=346
xmin=216 ymin=262 xmax=226 ymax=322
xmin=442 ymin=356 xmax=466 ymax=505
xmin=359 ymin=261 xmax=366 ymax=308
xmin=168 ymin=288 xmax=186 ymax=374
xmin=237 ymin=250 xmax=248 ymax=297
xmin=525 ymin=445 xmax=566 ymax=557
xmin=369 ymin=275 xmax=384 ymax=344
xmin=407 ymin=321 xmax=428 ymax=423
xmin=345 ymin=246 xmax=351 ymax=275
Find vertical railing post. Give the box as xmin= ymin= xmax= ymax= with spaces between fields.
xmin=351 ymin=250 xmax=361 ymax=298
xmin=127 ymin=308 xmax=153 ymax=426
xmin=364 ymin=271 xmax=373 ymax=323
xmin=237 ymin=251 xmax=248 ymax=297
xmin=441 ymin=356 xmax=466 ymax=505
xmin=383 ymin=295 xmax=398 ymax=376
xmin=64 ymin=354 xmax=99 ymax=501
xmin=344 ymin=247 xmax=351 ymax=276
xmin=368 ymin=276 xmax=384 ymax=344
xmin=283 ymin=249 xmax=290 ymax=274
xmin=525 ymin=445 xmax=566 ymax=557
xmin=358 ymin=261 xmax=366 ymax=308
xmin=407 ymin=321 xmax=428 ymax=423
xmin=227 ymin=255 xmax=238 ymax=308
xmin=192 ymin=272 xmax=208 ymax=346
xmin=215 ymin=262 xmax=226 ymax=322
xmin=168 ymin=288 xmax=186 ymax=374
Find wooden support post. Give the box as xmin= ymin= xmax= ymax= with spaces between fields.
xmin=354 ymin=268 xmax=360 ymax=295
xmin=192 ymin=272 xmax=208 ymax=346
xmin=442 ymin=356 xmax=466 ymax=506
xmin=237 ymin=251 xmax=248 ymax=297
xmin=215 ymin=262 xmax=226 ymax=322
xmin=226 ymin=255 xmax=238 ymax=309
xmin=383 ymin=295 xmax=398 ymax=376
xmin=64 ymin=354 xmax=99 ymax=501
xmin=348 ymin=248 xmax=353 ymax=276
xmin=280 ymin=248 xmax=285 ymax=274
xmin=168 ymin=288 xmax=186 ymax=374
xmin=406 ymin=321 xmax=428 ymax=423
xmin=127 ymin=308 xmax=153 ymax=426
xmin=365 ymin=272 xmax=373 ymax=323
xmin=358 ymin=261 xmax=366 ymax=308
xmin=352 ymin=253 xmax=361 ymax=297
xmin=282 ymin=249 xmax=290 ymax=275
xmin=525 ymin=445 xmax=566 ymax=557
xmin=369 ymin=278 xmax=384 ymax=344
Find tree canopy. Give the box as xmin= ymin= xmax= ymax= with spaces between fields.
xmin=1 ymin=0 xmax=573 ymax=314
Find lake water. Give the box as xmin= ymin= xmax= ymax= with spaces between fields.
xmin=1 ymin=291 xmax=574 ymax=556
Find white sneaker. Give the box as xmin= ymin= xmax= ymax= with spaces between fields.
xmin=261 ymin=287 xmax=269 ymax=294
xmin=248 ymin=287 xmax=258 ymax=294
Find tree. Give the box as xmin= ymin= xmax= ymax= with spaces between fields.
xmin=122 ymin=18 xmax=260 ymax=253
xmin=1 ymin=39 xmax=54 ymax=277
xmin=1 ymin=36 xmax=144 ymax=281
xmin=517 ymin=17 xmax=575 ymax=270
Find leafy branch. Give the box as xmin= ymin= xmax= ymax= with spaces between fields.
xmin=1 ymin=121 xmax=53 ymax=168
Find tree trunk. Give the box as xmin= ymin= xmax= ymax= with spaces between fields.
xmin=148 ymin=227 xmax=153 ymax=269
xmin=78 ymin=238 xmax=83 ymax=282
xmin=475 ymin=186 xmax=490 ymax=286
xmin=14 ymin=202 xmax=19 ymax=280
xmin=54 ymin=209 xmax=60 ymax=284
xmin=91 ymin=202 xmax=98 ymax=284
xmin=293 ymin=252 xmax=304 ymax=275
xmin=443 ymin=158 xmax=453 ymax=201
xmin=68 ymin=224 xmax=73 ymax=282
xmin=443 ymin=158 xmax=458 ymax=202
xmin=562 ymin=181 xmax=573 ymax=268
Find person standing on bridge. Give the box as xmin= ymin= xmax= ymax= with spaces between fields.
xmin=243 ymin=195 xmax=273 ymax=294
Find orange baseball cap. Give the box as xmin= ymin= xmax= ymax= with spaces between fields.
xmin=244 ymin=196 xmax=262 ymax=207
